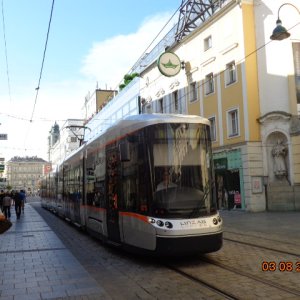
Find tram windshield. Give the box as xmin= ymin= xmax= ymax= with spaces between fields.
xmin=148 ymin=123 xmax=216 ymax=218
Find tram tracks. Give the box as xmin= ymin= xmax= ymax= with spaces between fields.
xmin=36 ymin=204 xmax=300 ymax=299
xmin=223 ymin=230 xmax=300 ymax=257
xmin=224 ymin=236 xmax=300 ymax=257
xmin=164 ymin=253 xmax=300 ymax=299
xmin=162 ymin=231 xmax=300 ymax=299
xmin=166 ymin=264 xmax=239 ymax=300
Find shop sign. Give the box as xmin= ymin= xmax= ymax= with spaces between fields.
xmin=0 ymin=164 xmax=5 ymax=171
xmin=157 ymin=52 xmax=181 ymax=77
xmin=214 ymin=158 xmax=227 ymax=170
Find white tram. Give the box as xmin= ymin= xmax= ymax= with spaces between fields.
xmin=41 ymin=114 xmax=223 ymax=255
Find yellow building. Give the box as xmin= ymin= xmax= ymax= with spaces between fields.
xmin=139 ymin=0 xmax=300 ymax=211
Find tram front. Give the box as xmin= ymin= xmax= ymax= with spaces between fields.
xmin=145 ymin=121 xmax=223 ymax=255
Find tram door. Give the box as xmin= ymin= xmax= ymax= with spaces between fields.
xmin=106 ymin=148 xmax=121 ymax=243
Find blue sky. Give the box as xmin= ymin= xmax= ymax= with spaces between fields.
xmin=0 ymin=0 xmax=181 ymax=161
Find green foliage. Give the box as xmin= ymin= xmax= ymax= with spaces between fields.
xmin=119 ymin=73 xmax=139 ymax=91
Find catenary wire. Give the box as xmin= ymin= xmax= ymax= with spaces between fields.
xmin=22 ymin=0 xmax=56 ymax=155
xmin=1 ymin=0 xmax=12 ymax=102
xmin=4 ymin=10 xmax=300 ymax=154
xmin=29 ymin=0 xmax=55 ymax=122
xmin=111 ymin=0 xmax=186 ymax=93
xmin=5 ymin=21 xmax=300 ymax=125
xmin=138 ymin=22 xmax=300 ymax=114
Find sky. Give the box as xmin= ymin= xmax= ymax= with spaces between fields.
xmin=0 ymin=0 xmax=182 ymax=162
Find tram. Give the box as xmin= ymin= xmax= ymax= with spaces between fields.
xmin=41 ymin=114 xmax=223 ymax=255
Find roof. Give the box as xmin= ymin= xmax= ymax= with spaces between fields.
xmin=7 ymin=156 xmax=48 ymax=163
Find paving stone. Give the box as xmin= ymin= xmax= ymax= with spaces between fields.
xmin=0 ymin=203 xmax=111 ymax=300
xmin=2 ymin=198 xmax=300 ymax=299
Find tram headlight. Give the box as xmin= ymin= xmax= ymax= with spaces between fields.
xmin=213 ymin=218 xmax=218 ymax=225
xmin=217 ymin=216 xmax=222 ymax=223
xmin=156 ymin=220 xmax=164 ymax=227
xmin=165 ymin=221 xmax=173 ymax=229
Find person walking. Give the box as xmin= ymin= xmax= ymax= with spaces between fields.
xmin=0 ymin=189 xmax=4 ymax=212
xmin=19 ymin=190 xmax=26 ymax=213
xmin=3 ymin=193 xmax=12 ymax=219
xmin=14 ymin=191 xmax=22 ymax=220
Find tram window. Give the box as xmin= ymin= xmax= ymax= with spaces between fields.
xmin=95 ymin=181 xmax=105 ymax=207
xmin=119 ymin=141 xmax=130 ymax=162
xmin=121 ymin=131 xmax=150 ymax=214
xmin=87 ymin=192 xmax=94 ymax=206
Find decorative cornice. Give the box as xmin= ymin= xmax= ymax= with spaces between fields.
xmin=200 ymin=57 xmax=216 ymax=67
xmin=169 ymin=80 xmax=180 ymax=89
xmin=257 ymin=111 xmax=292 ymax=124
xmin=220 ymin=43 xmax=239 ymax=55
xmin=155 ymin=88 xmax=165 ymax=98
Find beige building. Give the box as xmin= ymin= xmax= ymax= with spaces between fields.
xmin=6 ymin=156 xmax=50 ymax=194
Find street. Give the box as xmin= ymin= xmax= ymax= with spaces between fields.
xmin=1 ymin=197 xmax=300 ymax=299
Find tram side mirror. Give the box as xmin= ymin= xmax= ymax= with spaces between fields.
xmin=119 ymin=141 xmax=131 ymax=162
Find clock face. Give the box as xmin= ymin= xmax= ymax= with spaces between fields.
xmin=157 ymin=52 xmax=181 ymax=77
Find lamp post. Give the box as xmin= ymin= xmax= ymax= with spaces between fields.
xmin=270 ymin=3 xmax=300 ymax=41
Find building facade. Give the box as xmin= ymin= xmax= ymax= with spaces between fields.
xmin=138 ymin=0 xmax=300 ymax=211
xmin=48 ymin=119 xmax=84 ymax=167
xmin=67 ymin=0 xmax=299 ymax=211
xmin=6 ymin=156 xmax=50 ymax=194
xmin=83 ymin=78 xmax=140 ymax=142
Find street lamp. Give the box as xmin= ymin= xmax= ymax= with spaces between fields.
xmin=270 ymin=3 xmax=300 ymax=41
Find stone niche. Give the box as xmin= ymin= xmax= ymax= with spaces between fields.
xmin=266 ymin=132 xmax=289 ymax=184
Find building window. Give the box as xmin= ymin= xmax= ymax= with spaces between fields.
xmin=226 ymin=61 xmax=236 ymax=85
xmin=208 ymin=116 xmax=217 ymax=141
xmin=70 ymin=137 xmax=77 ymax=143
xmin=227 ymin=109 xmax=239 ymax=137
xmin=205 ymin=73 xmax=214 ymax=95
xmin=189 ymin=82 xmax=197 ymax=102
xmin=145 ymin=104 xmax=152 ymax=113
xmin=158 ymin=98 xmax=163 ymax=113
xmin=173 ymin=90 xmax=179 ymax=112
xmin=204 ymin=35 xmax=212 ymax=51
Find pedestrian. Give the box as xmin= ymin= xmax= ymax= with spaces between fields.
xmin=14 ymin=191 xmax=22 ymax=219
xmin=3 ymin=193 xmax=12 ymax=219
xmin=0 ymin=189 xmax=4 ymax=212
xmin=19 ymin=189 xmax=26 ymax=213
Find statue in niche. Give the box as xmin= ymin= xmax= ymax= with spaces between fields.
xmin=271 ymin=139 xmax=288 ymax=178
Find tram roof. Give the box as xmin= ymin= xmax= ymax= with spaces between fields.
xmin=87 ymin=113 xmax=210 ymax=144
xmin=61 ymin=114 xmax=210 ymax=165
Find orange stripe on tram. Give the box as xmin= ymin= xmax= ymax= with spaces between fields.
xmin=120 ymin=212 xmax=149 ymax=223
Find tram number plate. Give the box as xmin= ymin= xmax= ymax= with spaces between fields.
xmin=180 ymin=220 xmax=208 ymax=228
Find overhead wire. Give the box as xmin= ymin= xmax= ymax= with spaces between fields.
xmin=1 ymin=0 xmax=12 ymax=102
xmin=5 ymin=0 xmax=183 ymax=124
xmin=112 ymin=0 xmax=187 ymax=92
xmin=137 ymin=22 xmax=300 ymax=114
xmin=29 ymin=0 xmax=55 ymax=122
xmin=22 ymin=0 xmax=55 ymax=156
xmin=5 ymin=2 xmax=299 ymax=155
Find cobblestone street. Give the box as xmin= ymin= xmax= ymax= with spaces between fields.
xmin=1 ymin=198 xmax=300 ymax=299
